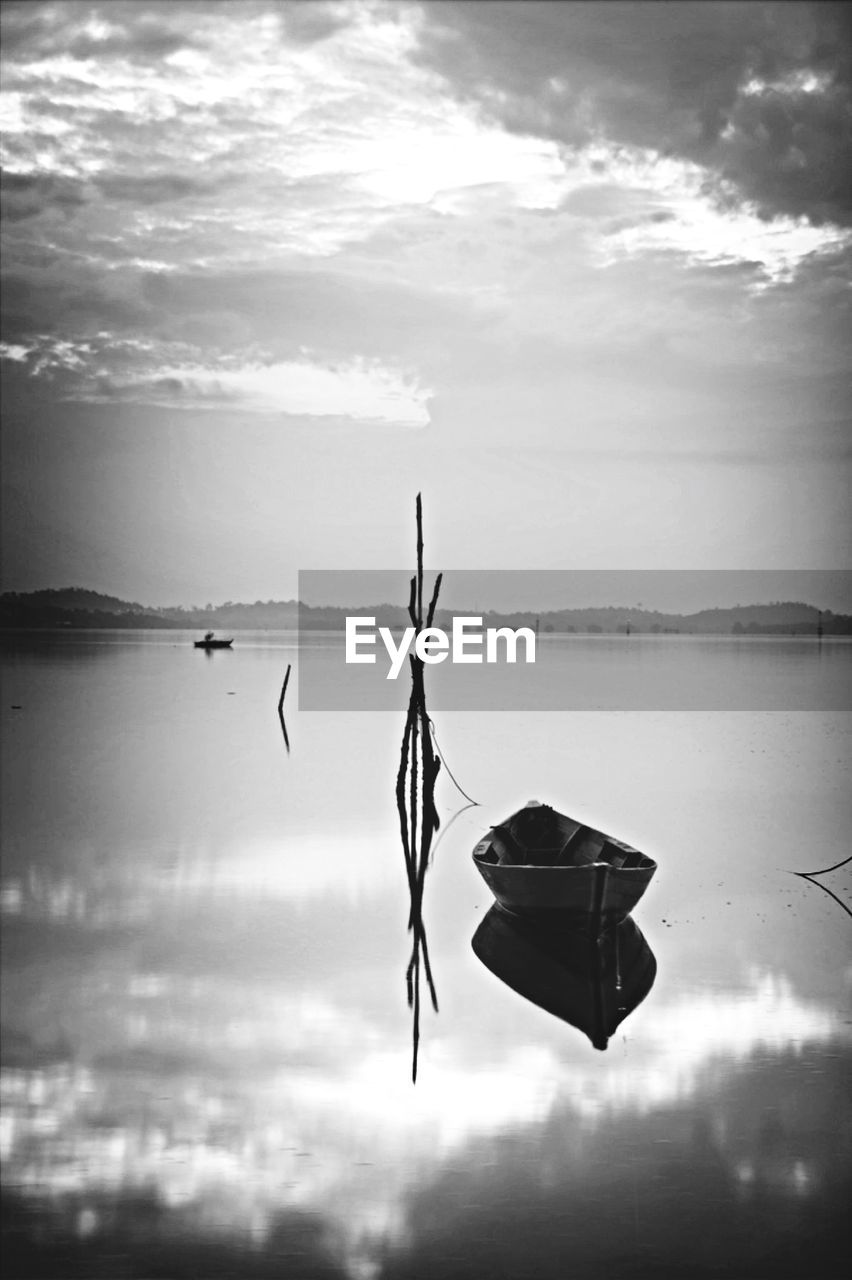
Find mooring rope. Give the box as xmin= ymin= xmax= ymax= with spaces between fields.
xmin=427 ymin=716 xmax=479 ymax=806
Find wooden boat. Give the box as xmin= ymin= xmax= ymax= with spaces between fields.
xmin=472 ymin=800 xmax=656 ymax=923
xmin=472 ymin=906 xmax=656 ymax=1050
xmin=193 ymin=630 xmax=233 ymax=649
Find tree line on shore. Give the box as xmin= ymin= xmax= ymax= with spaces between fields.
xmin=2 ymin=588 xmax=850 ymax=635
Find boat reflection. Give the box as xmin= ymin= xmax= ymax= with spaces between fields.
xmin=472 ymin=905 xmax=657 ymax=1050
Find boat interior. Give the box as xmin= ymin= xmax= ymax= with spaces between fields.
xmin=478 ymin=804 xmax=654 ymax=870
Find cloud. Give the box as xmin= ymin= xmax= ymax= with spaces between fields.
xmin=280 ymin=0 xmax=357 ymax=46
xmin=414 ymin=1 xmax=852 ymax=226
xmin=1 ymin=317 xmax=432 ymax=425
xmin=0 ymin=342 xmax=29 ymax=362
xmin=0 ymin=223 xmax=480 ymax=387
xmin=1 ymin=0 xmax=850 ymax=584
xmin=0 ymin=170 xmax=87 ymax=221
xmin=93 ymin=172 xmax=217 ymax=204
xmin=0 ymin=0 xmax=201 ymax=63
xmin=78 ymin=355 xmax=432 ymax=426
xmin=0 ymin=2 xmax=567 ymax=241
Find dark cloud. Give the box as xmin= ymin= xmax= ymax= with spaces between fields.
xmin=93 ymin=172 xmax=217 ymax=204
xmin=0 ymin=0 xmax=354 ymax=66
xmin=0 ymin=170 xmax=88 ymax=221
xmin=414 ymin=1 xmax=852 ymax=225
xmin=137 ymin=263 xmax=480 ymax=366
xmin=280 ymin=0 xmax=354 ymax=46
xmin=0 ymin=1 xmax=67 ymax=58
xmin=715 ymin=76 xmax=852 ymax=223
xmin=0 ymin=0 xmax=201 ymax=63
xmin=0 ymin=249 xmax=477 ymax=406
xmin=66 ymin=24 xmax=191 ymax=62
xmin=0 ymin=262 xmax=153 ymax=343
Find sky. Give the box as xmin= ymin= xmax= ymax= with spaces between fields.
xmin=1 ymin=0 xmax=851 ymax=605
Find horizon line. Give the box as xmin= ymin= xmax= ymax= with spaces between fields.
xmin=2 ymin=587 xmax=849 ymax=617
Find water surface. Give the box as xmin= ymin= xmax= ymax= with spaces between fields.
xmin=2 ymin=631 xmax=850 ymax=1278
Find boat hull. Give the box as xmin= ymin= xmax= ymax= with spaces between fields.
xmin=472 ymin=857 xmax=655 ymax=920
xmin=193 ymin=640 xmax=233 ymax=649
xmin=472 ymin=802 xmax=656 ymax=922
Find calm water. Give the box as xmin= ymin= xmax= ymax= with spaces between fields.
xmin=2 ymin=631 xmax=851 ymax=1279
xmin=299 ymin=630 xmax=852 ymax=710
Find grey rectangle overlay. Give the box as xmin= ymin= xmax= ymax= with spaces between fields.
xmin=297 ymin=570 xmax=852 ymax=711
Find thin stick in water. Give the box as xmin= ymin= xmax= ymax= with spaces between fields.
xmin=278 ymin=663 xmax=292 ymax=714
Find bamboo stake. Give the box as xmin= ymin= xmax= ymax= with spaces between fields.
xmin=397 ymin=493 xmax=445 ymax=1082
xmin=277 ymin=663 xmax=291 ymax=714
xmin=415 ymin=492 xmax=424 ymax=627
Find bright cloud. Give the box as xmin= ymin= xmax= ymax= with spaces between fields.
xmin=0 ymin=1 xmax=567 ymax=257
xmin=0 ymin=342 xmax=30 ymax=362
xmin=90 ymin=356 xmax=431 ymax=424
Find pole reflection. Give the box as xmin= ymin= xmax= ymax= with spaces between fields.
xmin=395 ymin=495 xmax=444 ymax=1082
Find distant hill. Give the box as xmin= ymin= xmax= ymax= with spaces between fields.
xmin=0 ymin=589 xmax=174 ymax=630
xmin=6 ymin=587 xmax=151 ymax=613
xmin=0 ymin=590 xmax=298 ymax=631
xmin=2 ymin=589 xmax=849 ymax=634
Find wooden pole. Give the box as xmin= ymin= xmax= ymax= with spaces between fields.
xmin=277 ymin=663 xmax=291 ymax=714
xmin=415 ymin=492 xmax=424 ymax=627
xmin=400 ymin=494 xmax=444 ymax=1081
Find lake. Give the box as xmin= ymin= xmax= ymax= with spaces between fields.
xmin=2 ymin=631 xmax=851 ymax=1279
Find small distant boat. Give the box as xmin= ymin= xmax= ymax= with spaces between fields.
xmin=472 ymin=907 xmax=656 ymax=1049
xmin=472 ymin=800 xmax=656 ymax=924
xmin=193 ymin=630 xmax=233 ymax=650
